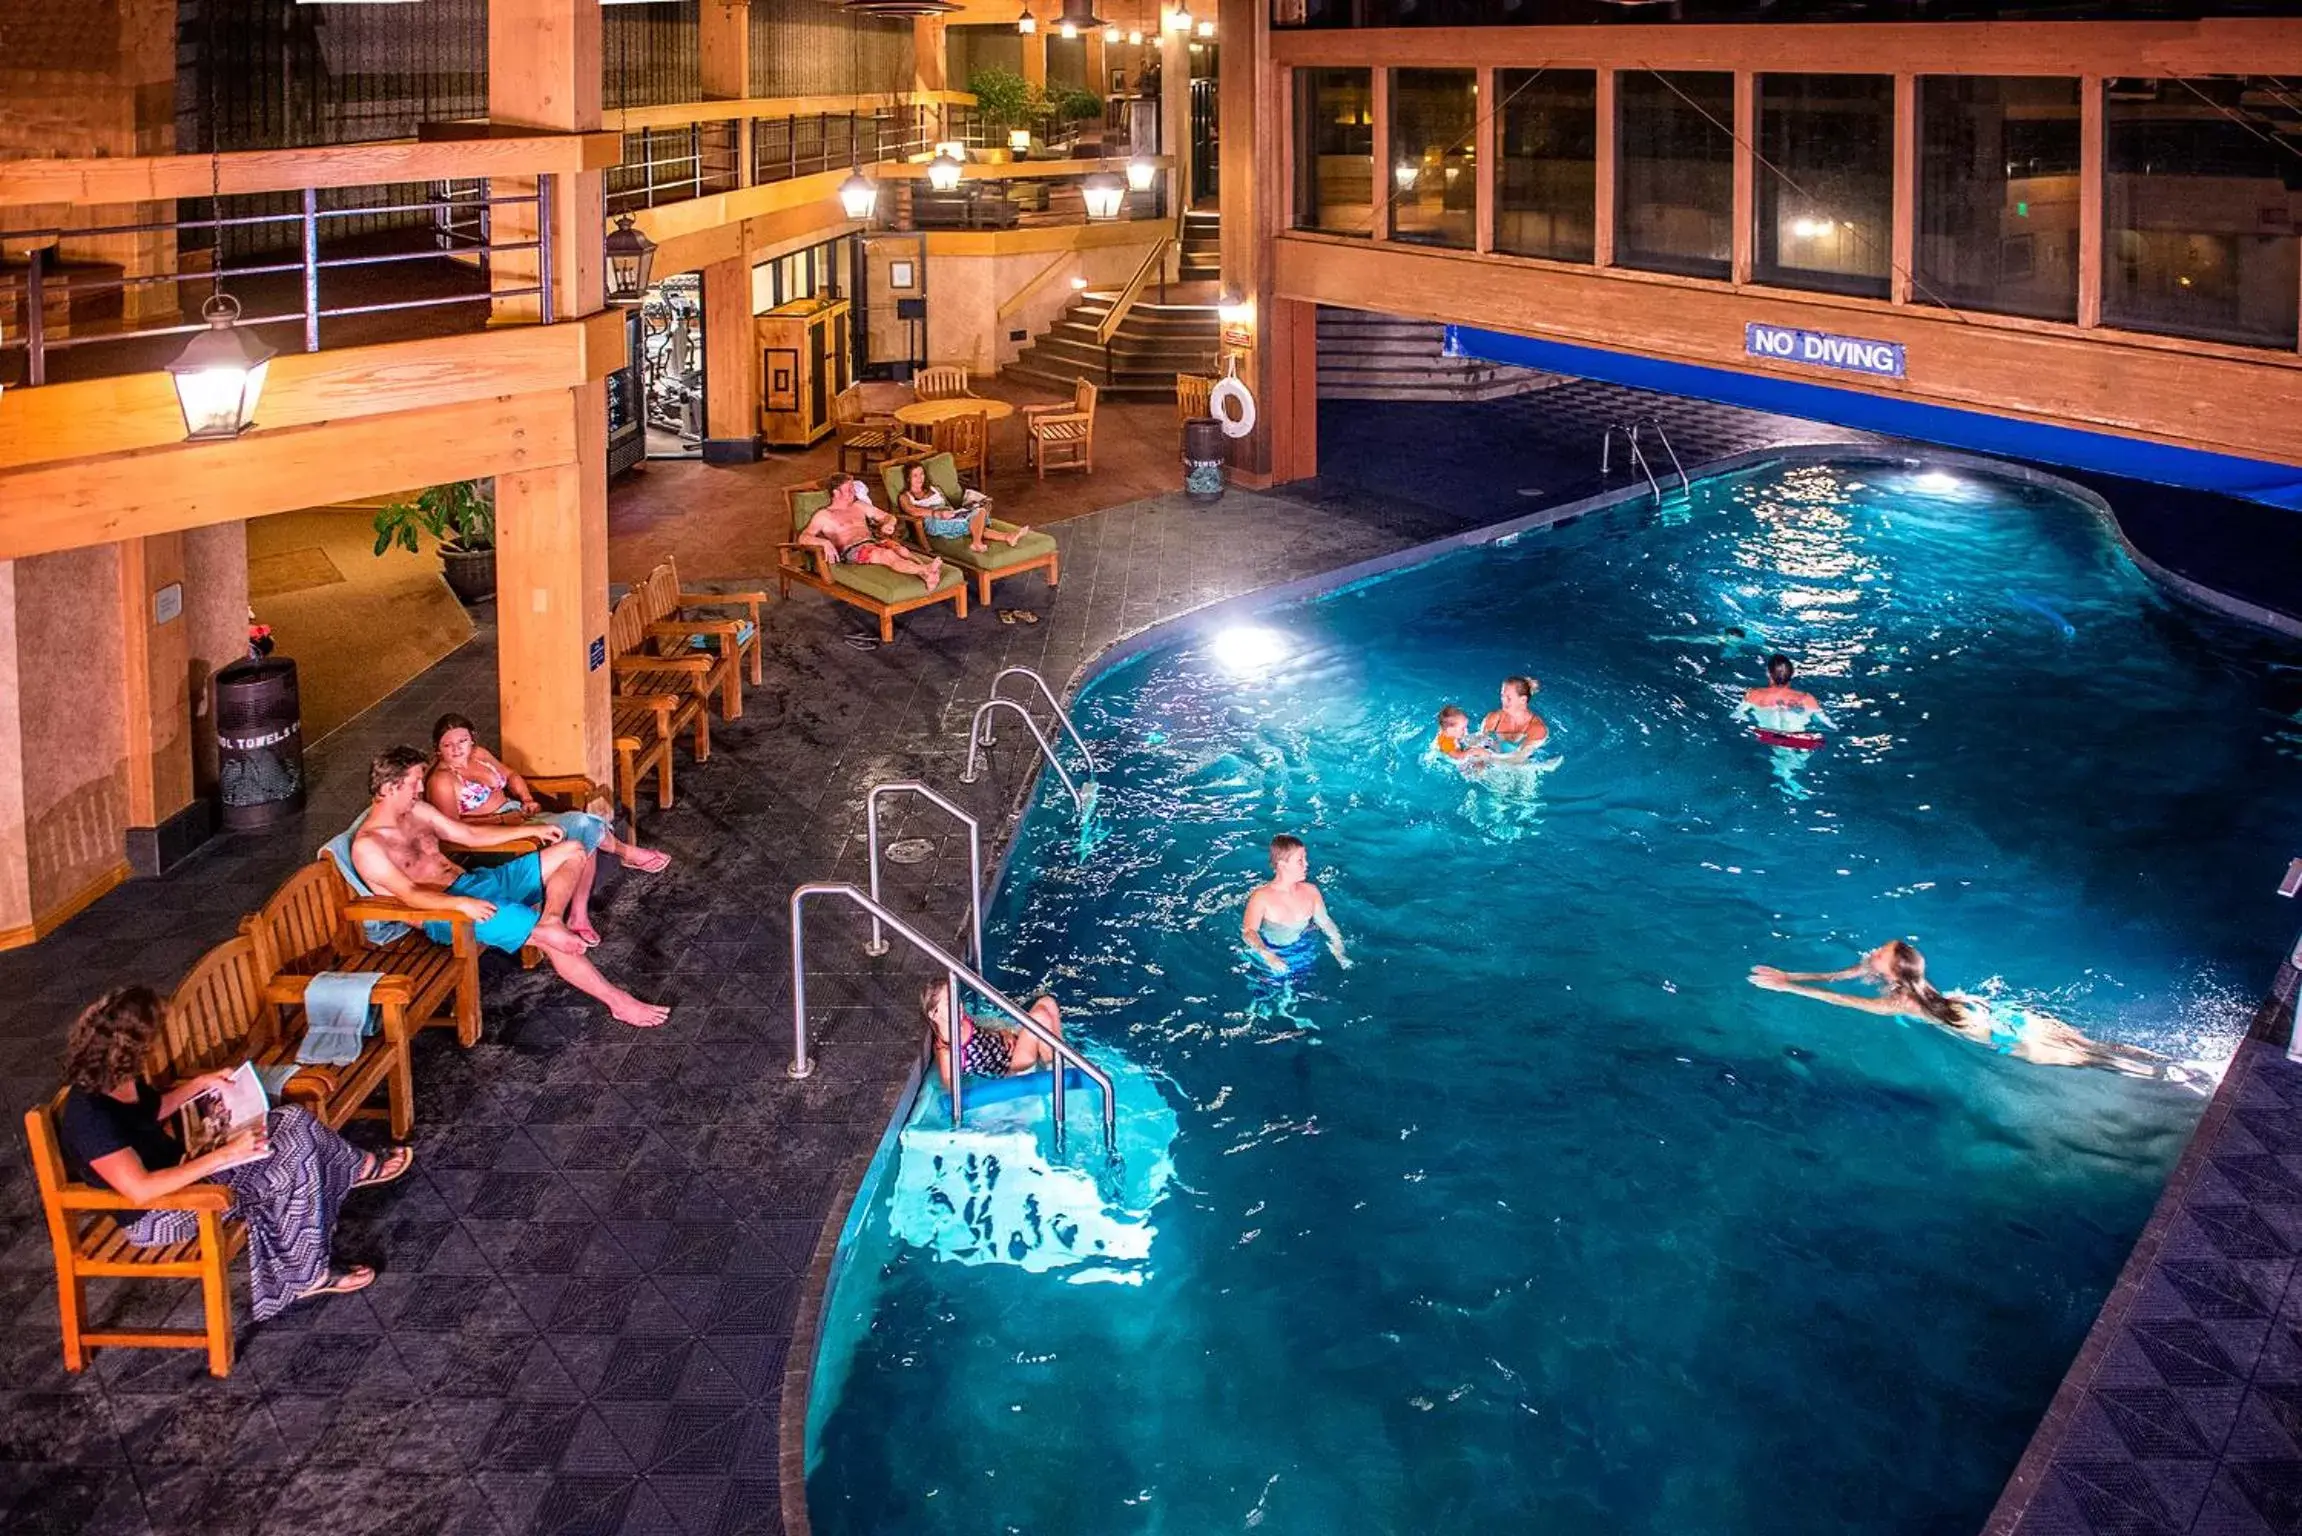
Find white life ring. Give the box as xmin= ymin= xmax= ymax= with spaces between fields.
xmin=1209 ymin=376 xmax=1257 ymax=439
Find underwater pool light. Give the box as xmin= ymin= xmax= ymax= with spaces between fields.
xmin=1914 ymin=470 xmax=1963 ymax=494
xmin=1209 ymin=625 xmax=1290 ymax=677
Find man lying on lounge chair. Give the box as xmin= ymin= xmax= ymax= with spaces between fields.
xmin=351 ymin=746 xmax=672 ymax=1029
xmin=797 ymin=474 xmax=946 ymax=594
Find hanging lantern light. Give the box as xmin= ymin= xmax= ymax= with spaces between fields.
xmin=838 ymin=169 xmax=880 ymax=220
xmin=1104 ymin=22 xmax=1122 ymax=43
xmin=1017 ymin=3 xmax=1036 ymax=32
xmin=1196 ymin=17 xmax=1215 ymax=37
xmin=1081 ymin=171 xmax=1127 ymax=221
xmin=1058 ymin=18 xmax=1077 ymax=37
xmin=1056 ymin=0 xmax=1103 ymax=36
xmin=1127 ymin=28 xmax=1144 ymax=44
xmin=1125 ymin=155 xmax=1158 ymax=192
xmin=928 ymin=150 xmax=966 ymax=191
xmin=604 ymin=213 xmax=657 ymax=306
xmin=1393 ymin=160 xmax=1420 ymax=191
xmin=166 ymin=293 xmax=277 ymax=441
xmin=1165 ymin=3 xmax=1191 ymax=32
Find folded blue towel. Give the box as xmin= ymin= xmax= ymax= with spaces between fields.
xmin=688 ymin=618 xmax=757 ymax=652
xmin=300 ymin=971 xmax=382 ymax=1066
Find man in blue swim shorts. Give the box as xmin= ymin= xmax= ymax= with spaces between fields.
xmin=350 ymin=747 xmax=672 ymax=1028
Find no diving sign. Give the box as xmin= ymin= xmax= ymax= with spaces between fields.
xmin=1745 ymin=322 xmax=1905 ymax=380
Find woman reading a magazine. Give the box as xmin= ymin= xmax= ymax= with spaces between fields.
xmin=56 ymin=986 xmax=414 ymax=1320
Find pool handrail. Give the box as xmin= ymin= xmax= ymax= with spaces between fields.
xmin=962 ymin=697 xmax=1086 ymax=813
xmin=1601 ymin=422 xmax=1662 ymax=503
xmin=1634 ymin=418 xmax=1690 ymax=495
xmin=864 ymin=780 xmax=984 ymax=968
xmin=989 ymin=666 xmax=1099 ymax=774
xmin=786 ymin=879 xmax=1118 ymax=1157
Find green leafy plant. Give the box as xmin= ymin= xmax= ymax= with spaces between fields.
xmin=967 ymin=66 xmax=1043 ymax=131
xmin=371 ymin=479 xmax=495 ymax=558
xmin=1053 ymin=88 xmax=1105 ymax=124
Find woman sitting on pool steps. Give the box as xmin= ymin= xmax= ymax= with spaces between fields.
xmin=924 ymin=980 xmax=1067 ymax=1094
xmin=1750 ymin=940 xmax=2194 ymax=1081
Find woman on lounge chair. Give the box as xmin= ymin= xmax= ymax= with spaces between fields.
xmin=54 ymin=986 xmax=414 ymax=1318
xmin=898 ymin=461 xmax=1030 ymax=555
xmin=428 ymin=714 xmax=670 ymax=947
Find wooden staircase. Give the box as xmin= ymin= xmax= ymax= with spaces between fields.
xmin=1178 ymin=208 xmax=1220 ymax=281
xmin=1006 ymin=287 xmax=1222 ymax=398
xmin=1315 ymin=306 xmax=1565 ymax=402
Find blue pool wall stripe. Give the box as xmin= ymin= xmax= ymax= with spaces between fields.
xmin=1442 ymin=325 xmax=2302 ymax=513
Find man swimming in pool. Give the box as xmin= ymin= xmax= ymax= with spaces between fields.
xmin=1480 ymin=676 xmax=1550 ymax=759
xmin=1243 ymin=834 xmax=1351 ymax=976
xmin=1749 ymin=939 xmax=2194 ymax=1082
xmin=1735 ymin=654 xmax=1836 ymax=747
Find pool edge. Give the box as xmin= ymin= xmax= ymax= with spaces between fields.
xmin=777 ymin=447 xmax=2300 ymax=1536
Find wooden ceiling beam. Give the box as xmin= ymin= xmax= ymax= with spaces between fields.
xmin=0 ymin=135 xmax=622 ymax=211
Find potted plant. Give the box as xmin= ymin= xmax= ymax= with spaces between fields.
xmin=1053 ymin=88 xmax=1107 ymax=151
xmin=372 ymin=478 xmax=496 ymax=605
xmin=967 ymin=66 xmax=1043 ymax=159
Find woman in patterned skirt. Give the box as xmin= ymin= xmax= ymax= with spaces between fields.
xmin=54 ymin=986 xmax=414 ymax=1320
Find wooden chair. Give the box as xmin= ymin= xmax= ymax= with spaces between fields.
xmin=172 ymin=932 xmax=418 ymax=1141
xmin=930 ymin=409 xmax=991 ymax=490
xmin=1022 ymin=379 xmax=1098 ymax=477
xmin=613 ymin=694 xmax=680 ymax=818
xmin=778 ymin=482 xmax=969 ymax=643
xmin=247 ymin=854 xmax=486 ymax=1051
xmin=28 ymin=1095 xmax=245 ymax=1376
xmin=880 ymin=451 xmax=1061 ymax=607
xmin=832 ymin=383 xmax=920 ymax=476
xmin=913 ymin=365 xmax=974 ymax=402
xmin=607 ymin=591 xmax=716 ymax=755
xmin=1176 ymin=373 xmax=1215 ymax=425
xmin=634 ymin=560 xmax=766 ymax=720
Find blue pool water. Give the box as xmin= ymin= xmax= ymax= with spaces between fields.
xmin=806 ymin=458 xmax=2302 ymax=1535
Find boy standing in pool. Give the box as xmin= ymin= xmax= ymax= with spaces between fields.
xmin=1243 ymin=835 xmax=1351 ymax=976
xmin=1735 ymin=655 xmax=1835 ymax=747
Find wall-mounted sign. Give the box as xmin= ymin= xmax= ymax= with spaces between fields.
xmin=1221 ymin=322 xmax=1254 ymax=351
xmin=588 ymin=636 xmax=606 ymax=672
xmin=153 ymin=583 xmax=183 ymax=624
xmin=1745 ymin=323 xmax=1905 ymax=380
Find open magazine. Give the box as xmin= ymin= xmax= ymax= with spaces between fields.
xmin=178 ymin=1063 xmax=271 ymax=1169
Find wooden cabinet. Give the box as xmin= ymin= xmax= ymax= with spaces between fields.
xmin=755 ymin=296 xmax=852 ymax=448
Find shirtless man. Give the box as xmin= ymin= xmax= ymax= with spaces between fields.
xmin=798 ymin=474 xmax=944 ymax=594
xmin=1734 ymin=654 xmax=1837 ymax=746
xmin=1242 ymin=834 xmax=1350 ymax=976
xmin=351 ymin=747 xmax=672 ymax=1028
xmin=1480 ymin=675 xmax=1550 ymax=760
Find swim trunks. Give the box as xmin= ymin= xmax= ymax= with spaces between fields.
xmin=423 ymin=852 xmax=545 ymax=952
xmin=1754 ymin=729 xmax=1825 ymax=751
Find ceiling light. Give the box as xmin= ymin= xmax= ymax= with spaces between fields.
xmin=1017 ymin=3 xmax=1037 ymax=31
xmin=603 ymin=212 xmax=656 ymax=306
xmin=839 ymin=169 xmax=879 ymax=220
xmin=166 ymin=293 xmax=277 ymax=440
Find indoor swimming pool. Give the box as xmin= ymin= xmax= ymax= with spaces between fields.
xmin=803 ymin=456 xmax=2302 ymax=1536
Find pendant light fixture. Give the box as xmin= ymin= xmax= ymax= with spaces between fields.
xmin=1057 ymin=0 xmax=1104 ymax=39
xmin=835 ymin=10 xmax=880 ymax=222
xmin=167 ymin=56 xmax=275 ymax=438
xmin=1017 ymin=3 xmax=1036 ymax=32
xmin=1125 ymin=155 xmax=1158 ymax=193
xmin=1165 ymin=3 xmax=1191 ymax=33
xmin=928 ymin=149 xmax=965 ymax=191
xmin=602 ymin=19 xmax=656 ymax=305
xmin=1104 ymin=23 xmax=1122 ymax=44
xmin=839 ymin=0 xmax=957 ymax=16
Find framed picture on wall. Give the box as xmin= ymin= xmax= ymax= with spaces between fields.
xmin=889 ymin=260 xmax=916 ymax=290
xmin=764 ymin=349 xmax=801 ymax=413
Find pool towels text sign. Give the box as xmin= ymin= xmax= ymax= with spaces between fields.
xmin=1745 ymin=324 xmax=1906 ymax=380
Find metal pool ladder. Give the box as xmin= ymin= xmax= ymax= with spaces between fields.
xmin=863 ymin=780 xmax=984 ymax=968
xmin=961 ymin=666 xmax=1099 ymax=814
xmin=1601 ymin=419 xmax=1691 ymax=502
xmin=786 ymin=880 xmax=1119 ymax=1158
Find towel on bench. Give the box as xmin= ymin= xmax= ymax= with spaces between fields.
xmin=688 ymin=618 xmax=757 ymax=652
xmin=299 ymin=970 xmax=382 ymax=1066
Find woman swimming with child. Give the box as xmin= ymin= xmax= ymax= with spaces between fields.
xmin=1750 ymin=939 xmax=2197 ymax=1082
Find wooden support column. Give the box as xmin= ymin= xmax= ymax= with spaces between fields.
xmin=1024 ymin=27 xmax=1049 ymax=95
xmin=117 ymin=533 xmax=198 ymax=875
xmin=1731 ymin=70 xmax=1755 ymax=286
xmin=1474 ymin=66 xmax=1497 ymax=254
xmin=1085 ymin=30 xmax=1108 ymax=97
xmin=1162 ymin=24 xmax=1191 ymax=207
xmin=1891 ymin=72 xmax=1916 ymax=304
xmin=1369 ymin=67 xmax=1391 ymax=241
xmin=700 ymin=0 xmax=753 ymax=187
xmin=490 ymin=0 xmax=613 ymax=786
xmin=701 ymin=248 xmax=761 ymax=463
xmin=914 ymin=18 xmax=948 ymax=94
xmin=1594 ymin=69 xmax=1616 ymax=268
xmin=1217 ymin=0 xmax=1314 ymax=486
xmin=2077 ymin=74 xmax=2104 ymax=329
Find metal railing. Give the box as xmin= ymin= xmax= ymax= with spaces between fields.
xmin=608 ymin=123 xmax=743 ymax=216
xmin=864 ymin=780 xmax=984 ymax=968
xmin=1634 ymin=418 xmax=1690 ymax=494
xmin=1601 ymin=421 xmax=1662 ymax=503
xmin=787 ymin=881 xmax=1118 ymax=1158
xmin=961 ymin=666 xmax=1098 ymax=814
xmin=1 ymin=177 xmax=554 ymax=387
xmin=753 ymin=105 xmax=943 ymax=188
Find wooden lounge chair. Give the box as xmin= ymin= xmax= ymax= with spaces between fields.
xmin=1176 ymin=372 xmax=1215 ymax=425
xmin=248 ymin=848 xmax=486 ymax=1050
xmin=832 ymin=383 xmax=921 ymax=476
xmin=1022 ymin=379 xmax=1098 ymax=477
xmin=173 ymin=931 xmax=418 ymax=1140
xmin=913 ymin=365 xmax=974 ymax=401
xmin=28 ymin=1094 xmax=245 ymax=1376
xmin=881 ymin=452 xmax=1060 ymax=607
xmin=778 ymin=482 xmax=968 ymax=643
xmin=608 ymin=590 xmax=717 ymax=753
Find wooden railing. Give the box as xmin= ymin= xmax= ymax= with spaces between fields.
xmin=0 ymin=132 xmax=619 ymax=209
xmin=1096 ymin=235 xmax=1175 ymax=347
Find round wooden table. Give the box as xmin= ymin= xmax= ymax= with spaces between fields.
xmin=892 ymin=397 xmax=1016 ymax=427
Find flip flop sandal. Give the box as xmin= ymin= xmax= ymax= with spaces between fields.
xmin=844 ymin=634 xmax=881 ymax=652
xmin=354 ymin=1145 xmax=415 ymax=1189
xmin=998 ymin=609 xmax=1018 ymax=625
xmin=298 ymin=1266 xmax=377 ymax=1301
xmin=1012 ymin=610 xmax=1041 ymax=626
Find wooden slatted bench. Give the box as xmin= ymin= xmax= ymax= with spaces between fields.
xmin=245 ymin=856 xmax=485 ymax=1052
xmin=609 ymin=590 xmax=717 ymax=757
xmin=634 ymin=560 xmax=767 ymax=720
xmin=614 ymin=692 xmax=681 ymax=816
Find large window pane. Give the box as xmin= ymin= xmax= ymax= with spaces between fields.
xmin=2105 ymin=77 xmax=2300 ymax=350
xmin=1293 ymin=68 xmax=1374 ymax=237
xmin=1755 ymin=74 xmax=1892 ymax=298
xmin=1617 ymin=70 xmax=1733 ymax=280
xmin=1916 ymin=76 xmax=2081 ymax=321
xmin=1497 ymin=69 xmax=1596 ymax=263
xmin=1391 ymin=69 xmax=1477 ymax=248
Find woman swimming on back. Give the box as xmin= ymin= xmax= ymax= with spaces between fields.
xmin=1749 ymin=939 xmax=2191 ymax=1081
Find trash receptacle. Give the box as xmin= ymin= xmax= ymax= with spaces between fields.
xmin=1182 ymin=415 xmax=1226 ymax=503
xmin=215 ymin=657 xmax=306 ymax=830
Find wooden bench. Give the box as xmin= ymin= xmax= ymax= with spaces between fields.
xmin=173 ymin=931 xmax=419 ymax=1141
xmin=614 ymin=692 xmax=681 ymax=817
xmin=633 ymin=560 xmax=766 ymax=720
xmin=246 ymin=856 xmax=485 ymax=1052
xmin=27 ymin=1095 xmax=244 ymax=1376
xmin=608 ymin=590 xmax=717 ymax=755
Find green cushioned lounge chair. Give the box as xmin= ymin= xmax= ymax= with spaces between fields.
xmin=778 ymin=483 xmax=969 ymax=643
xmin=881 ymin=453 xmax=1062 ymax=607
